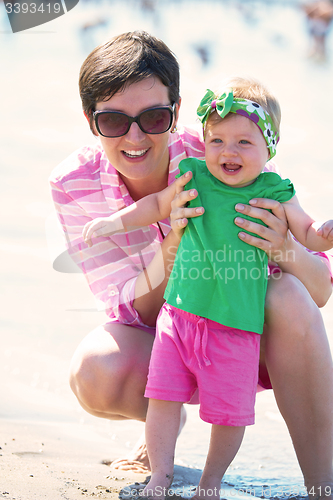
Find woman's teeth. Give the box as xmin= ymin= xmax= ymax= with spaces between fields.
xmin=123 ymin=149 xmax=148 ymax=158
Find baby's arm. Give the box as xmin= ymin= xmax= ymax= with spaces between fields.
xmin=283 ymin=196 xmax=333 ymax=251
xmin=83 ymin=171 xmax=192 ymax=247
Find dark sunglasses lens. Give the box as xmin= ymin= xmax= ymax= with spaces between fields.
xmin=139 ymin=108 xmax=173 ymax=134
xmin=97 ymin=112 xmax=129 ymax=137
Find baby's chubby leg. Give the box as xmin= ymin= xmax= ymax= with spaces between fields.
xmin=142 ymin=399 xmax=183 ymax=500
xmin=193 ymin=425 xmax=245 ymax=500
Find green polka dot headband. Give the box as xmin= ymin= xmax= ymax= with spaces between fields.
xmin=197 ymin=88 xmax=279 ymax=159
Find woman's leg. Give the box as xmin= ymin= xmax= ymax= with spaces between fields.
xmin=69 ymin=322 xmax=154 ymax=420
xmin=69 ymin=322 xmax=154 ymax=472
xmin=262 ymin=272 xmax=333 ymax=496
xmin=69 ymin=322 xmax=187 ymax=473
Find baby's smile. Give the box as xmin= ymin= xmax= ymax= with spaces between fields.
xmin=222 ymin=162 xmax=242 ymax=173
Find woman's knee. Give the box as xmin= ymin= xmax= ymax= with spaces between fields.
xmin=69 ymin=346 xmax=121 ymax=412
xmin=69 ymin=324 xmax=153 ymax=413
xmin=265 ymin=273 xmax=322 ymax=331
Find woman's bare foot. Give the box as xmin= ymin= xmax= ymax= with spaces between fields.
xmin=111 ymin=432 xmax=151 ymax=473
xmin=112 ymin=406 xmax=187 ymax=474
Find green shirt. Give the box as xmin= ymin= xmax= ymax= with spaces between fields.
xmin=164 ymin=158 xmax=295 ymax=334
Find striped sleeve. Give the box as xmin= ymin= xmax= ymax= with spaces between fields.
xmin=49 ymin=146 xmax=166 ymax=326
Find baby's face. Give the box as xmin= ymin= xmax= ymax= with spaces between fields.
xmin=204 ymin=113 xmax=270 ymax=188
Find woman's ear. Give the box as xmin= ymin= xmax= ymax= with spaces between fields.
xmin=84 ymin=110 xmax=99 ymax=136
xmin=171 ymin=98 xmax=181 ymax=132
xmin=174 ymin=97 xmax=181 ymax=125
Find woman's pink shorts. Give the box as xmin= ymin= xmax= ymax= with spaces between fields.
xmin=145 ymin=304 xmax=260 ymax=426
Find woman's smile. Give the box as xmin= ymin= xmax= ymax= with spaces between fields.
xmin=122 ymin=148 xmax=150 ymax=159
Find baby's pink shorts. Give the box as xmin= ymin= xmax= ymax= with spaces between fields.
xmin=145 ymin=303 xmax=260 ymax=426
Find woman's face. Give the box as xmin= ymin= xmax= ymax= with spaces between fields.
xmin=93 ymin=77 xmax=179 ymax=188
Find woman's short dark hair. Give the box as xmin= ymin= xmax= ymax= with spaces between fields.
xmin=79 ymin=31 xmax=180 ymax=133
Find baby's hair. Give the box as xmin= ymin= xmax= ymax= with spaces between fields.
xmin=210 ymin=76 xmax=281 ymax=135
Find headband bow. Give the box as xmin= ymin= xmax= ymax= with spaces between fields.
xmin=197 ymin=88 xmax=279 ymax=159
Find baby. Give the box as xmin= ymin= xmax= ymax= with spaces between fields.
xmin=83 ymin=77 xmax=333 ymax=500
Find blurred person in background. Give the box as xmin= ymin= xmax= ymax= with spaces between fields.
xmin=303 ymin=0 xmax=333 ymax=60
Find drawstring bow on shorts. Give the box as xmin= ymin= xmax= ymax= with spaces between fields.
xmin=194 ymin=317 xmax=211 ymax=369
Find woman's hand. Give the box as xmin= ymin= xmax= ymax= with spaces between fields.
xmin=317 ymin=219 xmax=333 ymax=246
xmin=234 ymin=197 xmax=292 ymax=262
xmin=234 ymin=198 xmax=332 ymax=307
xmin=170 ymin=171 xmax=204 ymax=240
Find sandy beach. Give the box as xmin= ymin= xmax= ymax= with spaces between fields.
xmin=1 ymin=394 xmax=310 ymax=500
xmin=1 ymin=0 xmax=333 ymax=498
xmin=1 ymin=419 xmax=146 ymax=500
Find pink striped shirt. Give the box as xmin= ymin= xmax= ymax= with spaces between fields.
xmin=50 ymin=126 xmax=332 ymax=327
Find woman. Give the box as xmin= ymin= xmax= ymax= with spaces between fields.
xmin=50 ymin=31 xmax=333 ymax=497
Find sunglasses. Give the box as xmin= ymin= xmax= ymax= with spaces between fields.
xmin=93 ymin=104 xmax=176 ymax=138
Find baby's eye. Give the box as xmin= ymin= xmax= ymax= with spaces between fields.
xmin=212 ymin=138 xmax=222 ymax=143
xmin=239 ymin=139 xmax=250 ymax=144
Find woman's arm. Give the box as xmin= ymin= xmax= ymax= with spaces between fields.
xmin=282 ymin=196 xmax=333 ymax=252
xmin=133 ymin=229 xmax=181 ymax=326
xmin=234 ymin=198 xmax=332 ymax=307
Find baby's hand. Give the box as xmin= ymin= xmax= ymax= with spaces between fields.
xmin=316 ymin=220 xmax=333 ymax=246
xmin=83 ymin=215 xmax=124 ymax=247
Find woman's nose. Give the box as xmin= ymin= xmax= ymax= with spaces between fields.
xmin=125 ymin=121 xmax=146 ymax=143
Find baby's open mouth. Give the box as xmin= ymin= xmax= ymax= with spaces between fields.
xmin=222 ymin=163 xmax=242 ymax=173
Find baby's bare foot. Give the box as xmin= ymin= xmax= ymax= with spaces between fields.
xmin=142 ymin=473 xmax=173 ymax=500
xmin=190 ymin=493 xmax=219 ymax=500
xmin=111 ymin=406 xmax=187 ymax=475
xmin=189 ymin=482 xmax=222 ymax=500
